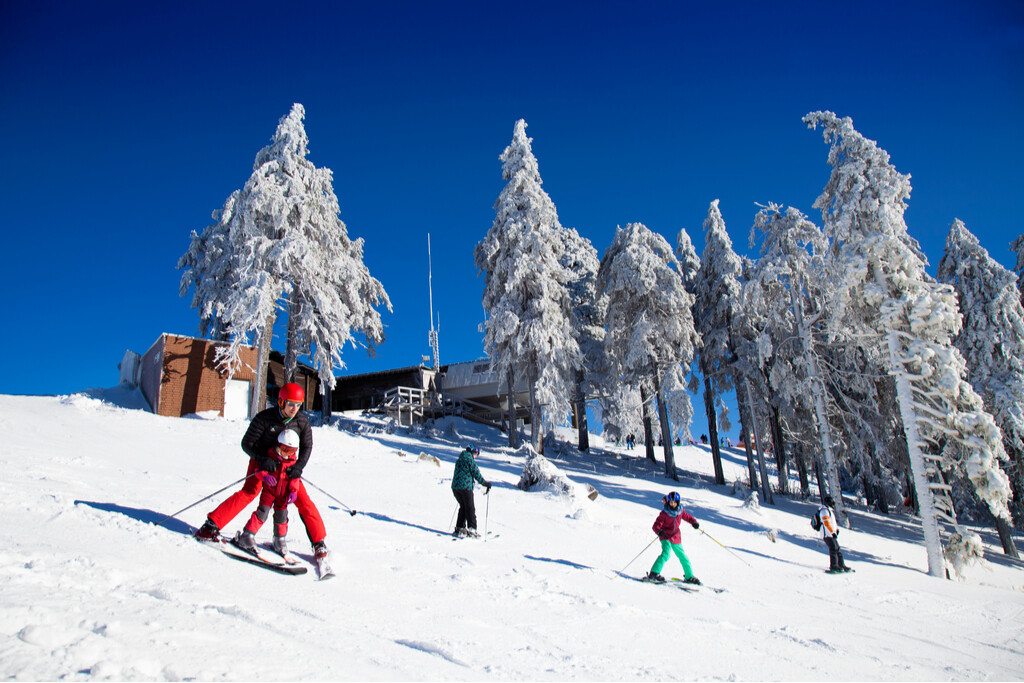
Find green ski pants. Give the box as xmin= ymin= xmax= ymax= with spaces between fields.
xmin=651 ymin=539 xmax=694 ymax=579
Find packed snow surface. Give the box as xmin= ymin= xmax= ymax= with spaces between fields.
xmin=2 ymin=391 xmax=1022 ymax=681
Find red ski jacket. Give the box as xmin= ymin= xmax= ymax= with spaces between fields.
xmin=652 ymin=506 xmax=697 ymax=544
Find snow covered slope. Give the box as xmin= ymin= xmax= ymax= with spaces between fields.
xmin=1 ymin=392 xmax=1022 ymax=681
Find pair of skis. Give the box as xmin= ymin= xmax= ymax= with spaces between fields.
xmin=618 ymin=571 xmax=726 ymax=593
xmin=203 ymin=534 xmax=334 ymax=580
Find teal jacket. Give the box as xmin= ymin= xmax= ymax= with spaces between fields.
xmin=452 ymin=449 xmax=488 ymax=491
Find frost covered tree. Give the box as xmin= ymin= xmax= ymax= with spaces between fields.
xmin=178 ymin=191 xmax=241 ymax=341
xmin=475 ymin=119 xmax=582 ymax=453
xmin=939 ymin=220 xmax=1024 ymax=543
xmin=1012 ymin=234 xmax=1024 ymax=308
xmin=597 ymin=223 xmax=699 ymax=480
xmin=559 ymin=227 xmax=605 ymax=452
xmin=179 ymin=104 xmax=391 ymax=413
xmin=806 ymin=111 xmax=1013 ymax=575
xmin=692 ymin=200 xmax=744 ymax=485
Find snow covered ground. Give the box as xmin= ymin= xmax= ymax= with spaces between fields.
xmin=2 ymin=389 xmax=1022 ymax=681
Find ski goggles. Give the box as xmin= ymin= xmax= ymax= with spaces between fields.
xmin=278 ymin=444 xmax=299 ymax=457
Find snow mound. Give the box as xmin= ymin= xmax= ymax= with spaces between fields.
xmin=516 ymin=447 xmax=598 ymax=504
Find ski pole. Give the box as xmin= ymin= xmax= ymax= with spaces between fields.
xmin=484 ymin=488 xmax=490 ymax=536
xmin=303 ymin=478 xmax=358 ymax=516
xmin=449 ymin=506 xmax=458 ymax=532
xmin=619 ymin=537 xmax=658 ymax=573
xmin=153 ymin=473 xmax=254 ymax=528
xmin=700 ymin=528 xmax=751 ymax=567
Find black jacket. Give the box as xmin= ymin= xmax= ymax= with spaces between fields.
xmin=240 ymin=407 xmax=314 ymax=480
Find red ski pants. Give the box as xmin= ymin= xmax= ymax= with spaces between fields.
xmin=207 ymin=459 xmax=327 ymax=544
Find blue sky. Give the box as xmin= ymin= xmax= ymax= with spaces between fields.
xmin=2 ymin=1 xmax=1022 ymax=438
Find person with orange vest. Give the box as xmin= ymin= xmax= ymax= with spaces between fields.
xmin=819 ymin=495 xmax=851 ymax=573
xmin=194 ymin=382 xmax=328 ymax=562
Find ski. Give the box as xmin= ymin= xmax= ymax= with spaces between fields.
xmin=260 ymin=542 xmax=301 ymax=566
xmin=315 ymin=553 xmax=336 ymax=581
xmin=198 ymin=535 xmax=307 ymax=575
xmin=670 ymin=578 xmax=726 ymax=593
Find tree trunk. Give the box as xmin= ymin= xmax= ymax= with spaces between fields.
xmin=795 ymin=444 xmax=810 ymax=496
xmin=770 ymin=405 xmax=789 ymax=495
xmin=529 ymin=364 xmax=543 ymax=454
xmin=704 ymin=375 xmax=725 ymax=485
xmin=506 ymin=366 xmax=519 ymax=449
xmin=888 ymin=330 xmax=946 ymax=578
xmin=654 ymin=372 xmax=678 ymax=481
xmin=792 ymin=287 xmax=844 ymax=523
xmin=284 ymin=285 xmax=302 ymax=383
xmin=735 ymin=372 xmax=759 ymax=489
xmin=251 ymin=311 xmax=276 ymax=418
xmin=814 ymin=458 xmax=826 ymax=501
xmin=744 ymin=380 xmax=774 ymax=505
xmin=996 ymin=516 xmax=1020 ymax=558
xmin=575 ymin=369 xmax=589 ymax=452
xmin=638 ymin=382 xmax=657 ymax=463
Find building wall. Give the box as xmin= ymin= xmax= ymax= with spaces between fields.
xmin=146 ymin=334 xmax=258 ymax=418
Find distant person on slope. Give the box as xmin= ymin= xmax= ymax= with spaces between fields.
xmin=818 ymin=495 xmax=852 ymax=574
xmin=451 ymin=445 xmax=491 ymax=538
xmin=194 ymin=382 xmax=329 ymax=563
xmin=646 ymin=491 xmax=701 ymax=585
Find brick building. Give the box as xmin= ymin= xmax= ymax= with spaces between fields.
xmin=134 ymin=333 xmax=321 ymax=419
xmin=138 ymin=334 xmax=259 ymax=419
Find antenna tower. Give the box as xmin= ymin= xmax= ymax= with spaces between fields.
xmin=427 ymin=234 xmax=440 ymax=371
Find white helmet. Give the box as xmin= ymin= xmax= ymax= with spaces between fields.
xmin=278 ymin=430 xmax=300 ymax=451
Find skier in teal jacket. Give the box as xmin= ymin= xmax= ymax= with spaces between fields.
xmin=451 ymin=445 xmax=491 ymax=537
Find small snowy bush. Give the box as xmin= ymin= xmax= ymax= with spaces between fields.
xmin=943 ymin=532 xmax=986 ymax=581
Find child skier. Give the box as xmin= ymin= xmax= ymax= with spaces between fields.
xmin=646 ymin=491 xmax=702 ymax=585
xmin=235 ymin=430 xmax=308 ymax=556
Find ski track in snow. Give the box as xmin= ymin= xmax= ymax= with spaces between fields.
xmin=0 ymin=392 xmax=1022 ymax=681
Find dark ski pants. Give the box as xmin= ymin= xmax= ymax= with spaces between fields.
xmin=824 ymin=535 xmax=846 ymax=570
xmin=452 ymin=488 xmax=477 ymax=530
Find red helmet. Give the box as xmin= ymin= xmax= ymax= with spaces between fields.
xmin=279 ymin=382 xmax=305 ymax=405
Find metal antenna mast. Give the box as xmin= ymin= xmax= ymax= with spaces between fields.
xmin=427 ymin=234 xmax=440 ymax=371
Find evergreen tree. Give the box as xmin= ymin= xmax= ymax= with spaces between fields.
xmin=939 ymin=220 xmax=1024 ymax=540
xmin=806 ymin=111 xmax=1013 ymax=575
xmin=559 ymin=227 xmax=605 ymax=452
xmin=747 ymin=203 xmax=842 ymax=507
xmin=692 ymin=200 xmax=743 ymax=485
xmin=597 ymin=223 xmax=699 ymax=480
xmin=475 ymin=120 xmax=582 ymax=453
xmin=179 ymin=104 xmax=391 ymax=413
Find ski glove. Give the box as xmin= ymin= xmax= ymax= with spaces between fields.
xmin=485 ymin=483 xmax=492 ymax=493
xmin=257 ymin=471 xmax=278 ymax=487
xmin=286 ymin=479 xmax=301 ymax=505
xmin=257 ymin=455 xmax=279 ymax=473
xmin=691 ymin=521 xmax=700 ymax=530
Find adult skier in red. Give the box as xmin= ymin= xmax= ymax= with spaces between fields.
xmin=194 ymin=382 xmax=328 ymax=562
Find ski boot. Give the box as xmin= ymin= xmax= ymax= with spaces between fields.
xmin=273 ymin=535 xmax=288 ymax=556
xmin=465 ymin=528 xmax=481 ymax=538
xmin=683 ymin=576 xmax=702 ymax=586
xmin=453 ymin=527 xmax=468 ymax=538
xmin=234 ymin=529 xmax=257 ymax=552
xmin=645 ymin=571 xmax=666 ymax=583
xmin=313 ymin=541 xmax=329 ymax=560
xmin=194 ymin=519 xmax=220 ymax=542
